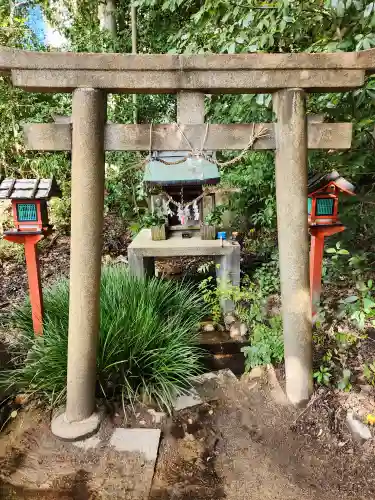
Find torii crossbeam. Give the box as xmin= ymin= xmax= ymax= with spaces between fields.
xmin=2 ymin=46 xmax=375 ymax=440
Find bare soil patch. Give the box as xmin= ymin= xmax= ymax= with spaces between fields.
xmin=0 ymin=407 xmax=157 ymax=500
xmin=151 ymin=373 xmax=375 ymax=500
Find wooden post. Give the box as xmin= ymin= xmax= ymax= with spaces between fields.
xmin=273 ymin=88 xmax=313 ymax=406
xmin=309 ymin=225 xmax=345 ymax=317
xmin=310 ymin=233 xmax=325 ymax=318
xmin=24 ymin=238 xmax=44 ymax=335
xmin=4 ymin=233 xmax=44 ymax=335
xmin=52 ymin=88 xmax=106 ymax=440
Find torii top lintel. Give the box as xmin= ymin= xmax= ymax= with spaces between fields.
xmin=1 ymin=47 xmax=375 ymax=93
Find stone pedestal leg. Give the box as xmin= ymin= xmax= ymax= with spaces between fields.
xmin=215 ymin=246 xmax=240 ymax=314
xmin=273 ymin=88 xmax=313 ymax=406
xmin=52 ymin=88 xmax=106 ymax=440
xmin=128 ymin=250 xmax=155 ymax=279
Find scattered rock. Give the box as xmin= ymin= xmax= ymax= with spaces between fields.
xmin=248 ymin=365 xmax=265 ymax=380
xmin=14 ymin=393 xmax=29 ymax=405
xmin=192 ymin=369 xmax=237 ymax=386
xmin=359 ymin=384 xmax=374 ymax=395
xmin=202 ymin=323 xmax=215 ymax=333
xmin=217 ymin=324 xmax=225 ymax=332
xmin=173 ymin=388 xmax=203 ymax=411
xmin=229 ymin=321 xmax=248 ymax=339
xmin=187 ymin=418 xmax=193 ymax=425
xmin=240 ymin=323 xmax=248 ymax=336
xmin=224 ymin=314 xmax=237 ymax=330
xmin=346 ymin=410 xmax=372 ymax=443
xmin=147 ymin=409 xmax=166 ymax=424
xmin=115 ymin=255 xmax=128 ymax=264
xmin=264 ymin=294 xmax=281 ymax=317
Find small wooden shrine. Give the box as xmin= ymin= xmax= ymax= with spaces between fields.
xmin=143 ymin=150 xmax=220 ymax=240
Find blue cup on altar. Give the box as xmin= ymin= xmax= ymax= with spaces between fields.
xmin=217 ymin=231 xmax=227 ymax=240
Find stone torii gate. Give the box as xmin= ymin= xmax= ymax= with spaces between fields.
xmin=1 ymin=47 xmax=375 ymax=440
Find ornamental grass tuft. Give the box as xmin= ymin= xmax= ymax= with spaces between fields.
xmin=1 ymin=266 xmax=206 ymax=411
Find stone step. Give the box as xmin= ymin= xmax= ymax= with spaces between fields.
xmin=199 ymin=328 xmax=248 ymax=375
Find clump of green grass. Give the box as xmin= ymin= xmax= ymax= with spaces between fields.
xmin=0 ymin=239 xmax=25 ymax=264
xmin=1 ymin=266 xmax=207 ymax=411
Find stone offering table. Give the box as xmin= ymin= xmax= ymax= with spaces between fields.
xmin=128 ymin=229 xmax=240 ymax=313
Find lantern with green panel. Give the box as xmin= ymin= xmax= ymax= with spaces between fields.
xmin=308 ymin=171 xmax=355 ymax=226
xmin=0 ymin=178 xmax=61 ymax=234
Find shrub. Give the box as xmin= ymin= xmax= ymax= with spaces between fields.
xmin=2 ymin=266 xmax=207 ymax=411
xmin=241 ymin=316 xmax=284 ymax=370
xmin=0 ymin=239 xmax=24 ymax=263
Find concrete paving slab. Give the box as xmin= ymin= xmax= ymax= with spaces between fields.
xmin=109 ymin=428 xmax=161 ymax=461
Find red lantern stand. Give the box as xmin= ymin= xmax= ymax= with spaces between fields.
xmin=0 ymin=178 xmax=61 ymax=335
xmin=308 ymin=172 xmax=355 ymax=318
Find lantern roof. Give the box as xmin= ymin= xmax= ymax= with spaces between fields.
xmin=143 ymin=151 xmax=220 ymax=187
xmin=0 ymin=177 xmax=62 ymax=200
xmin=308 ymin=170 xmax=355 ymax=196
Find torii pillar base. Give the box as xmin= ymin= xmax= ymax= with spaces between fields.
xmin=51 ymin=411 xmax=101 ymax=441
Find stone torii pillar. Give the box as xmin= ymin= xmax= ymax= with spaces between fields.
xmin=273 ymin=89 xmax=312 ymax=405
xmin=51 ymin=89 xmax=107 ymax=440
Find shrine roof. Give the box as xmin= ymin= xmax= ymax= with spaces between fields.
xmin=0 ymin=178 xmax=61 ymax=200
xmin=143 ymin=153 xmax=220 ymax=186
xmin=308 ymin=171 xmax=355 ymax=195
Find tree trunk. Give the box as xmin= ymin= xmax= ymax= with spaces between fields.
xmin=98 ymin=0 xmax=117 ymax=38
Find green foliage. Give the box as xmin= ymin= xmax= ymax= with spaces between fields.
xmin=363 ymin=361 xmax=375 ymax=386
xmin=241 ymin=316 xmax=284 ymax=370
xmin=104 ymin=152 xmax=147 ymax=223
xmin=0 ymin=239 xmax=24 ymax=264
xmin=197 ymin=256 xmax=283 ymax=369
xmin=204 ymin=205 xmax=225 ymax=226
xmin=312 ymin=329 xmax=363 ymax=389
xmin=337 ymin=368 xmax=353 ymax=392
xmin=313 ymin=365 xmax=332 ymax=386
xmin=2 ymin=266 xmax=206 ymax=410
xmin=141 ymin=212 xmax=166 ymax=228
xmin=339 ymin=279 xmax=375 ymax=329
xmin=198 ymin=273 xmax=222 ymax=324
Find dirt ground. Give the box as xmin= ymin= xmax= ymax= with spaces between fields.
xmin=0 ymin=407 xmax=158 ymax=500
xmin=150 ymin=370 xmax=375 ymax=500
xmin=1 ymin=370 xmax=374 ymax=500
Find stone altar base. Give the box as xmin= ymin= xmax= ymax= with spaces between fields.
xmin=128 ymin=229 xmax=241 ymax=314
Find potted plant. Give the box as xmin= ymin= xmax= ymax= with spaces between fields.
xmin=201 ymin=205 xmax=225 ymax=240
xmin=143 ymin=210 xmax=168 ymax=241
